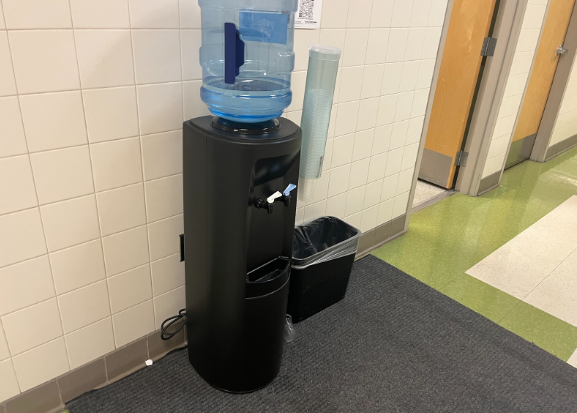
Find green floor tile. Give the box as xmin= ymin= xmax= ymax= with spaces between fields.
xmin=371 ymin=145 xmax=577 ymax=359
xmin=441 ymin=274 xmax=521 ymax=323
xmin=499 ymin=301 xmax=577 ymax=361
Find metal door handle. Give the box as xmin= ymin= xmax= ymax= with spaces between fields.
xmin=556 ymin=45 xmax=568 ymax=55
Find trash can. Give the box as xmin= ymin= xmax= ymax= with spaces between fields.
xmin=288 ymin=216 xmax=361 ymax=323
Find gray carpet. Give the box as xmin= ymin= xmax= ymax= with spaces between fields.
xmin=68 ymin=256 xmax=577 ymax=413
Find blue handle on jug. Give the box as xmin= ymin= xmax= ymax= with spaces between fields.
xmin=224 ymin=22 xmax=245 ymax=84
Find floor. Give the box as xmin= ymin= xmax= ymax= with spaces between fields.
xmin=59 ymin=148 xmax=577 ymax=413
xmin=373 ymin=145 xmax=577 ymax=363
xmin=412 ymin=179 xmax=448 ymax=207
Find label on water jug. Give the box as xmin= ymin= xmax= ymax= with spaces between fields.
xmin=239 ymin=12 xmax=289 ymax=45
xmin=296 ymin=0 xmax=322 ymax=29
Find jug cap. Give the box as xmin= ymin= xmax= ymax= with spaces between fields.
xmin=309 ymin=45 xmax=341 ymax=61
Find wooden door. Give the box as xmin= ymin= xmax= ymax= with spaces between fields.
xmin=419 ymin=0 xmax=497 ymax=188
xmin=506 ymin=0 xmax=576 ymax=168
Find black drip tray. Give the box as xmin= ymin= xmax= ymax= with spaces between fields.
xmin=246 ymin=257 xmax=290 ymax=298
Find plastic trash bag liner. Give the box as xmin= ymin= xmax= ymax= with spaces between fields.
xmin=292 ymin=216 xmax=361 ymax=268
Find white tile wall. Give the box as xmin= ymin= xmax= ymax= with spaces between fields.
xmin=482 ymin=1 xmax=549 ymax=178
xmin=0 ymin=0 xmax=447 ymax=400
xmin=293 ymin=0 xmax=446 ymax=228
xmin=549 ymin=55 xmax=577 ymax=147
xmin=0 ymin=0 xmax=200 ymax=397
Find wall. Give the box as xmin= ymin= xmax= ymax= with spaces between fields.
xmin=291 ymin=0 xmax=447 ymax=234
xmin=0 ymin=0 xmax=446 ymax=402
xmin=482 ymin=0 xmax=548 ymax=178
xmin=0 ymin=0 xmax=209 ymax=402
xmin=548 ymin=54 xmax=577 ymax=147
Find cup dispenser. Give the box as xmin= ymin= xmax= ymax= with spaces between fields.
xmin=183 ymin=116 xmax=301 ymax=393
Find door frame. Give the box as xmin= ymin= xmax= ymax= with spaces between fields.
xmin=406 ymin=0 xmax=525 ymax=231
xmin=404 ymin=0 xmax=454 ymax=230
xmin=455 ymin=0 xmax=528 ymax=196
xmin=530 ymin=3 xmax=577 ymax=162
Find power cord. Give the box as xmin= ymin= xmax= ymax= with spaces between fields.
xmin=161 ymin=309 xmax=187 ymax=341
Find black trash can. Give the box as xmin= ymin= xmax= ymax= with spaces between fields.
xmin=288 ymin=216 xmax=361 ymax=323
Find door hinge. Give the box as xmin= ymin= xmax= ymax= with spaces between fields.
xmin=481 ymin=37 xmax=497 ymax=56
xmin=455 ymin=151 xmax=469 ymax=167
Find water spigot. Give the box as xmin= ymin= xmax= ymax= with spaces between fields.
xmin=281 ymin=184 xmax=297 ymax=207
xmin=256 ymin=191 xmax=282 ymax=214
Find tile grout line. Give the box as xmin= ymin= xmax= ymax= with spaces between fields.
xmin=517 ymin=243 xmax=577 ymax=305
xmin=3 ymin=3 xmax=63 ymax=393
xmin=0 ymin=170 xmax=185 ymax=219
xmin=128 ymin=0 xmax=158 ymax=332
xmin=68 ymin=0 xmax=118 ymax=357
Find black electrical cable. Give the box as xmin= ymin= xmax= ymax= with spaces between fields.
xmin=160 ymin=309 xmax=187 ymax=341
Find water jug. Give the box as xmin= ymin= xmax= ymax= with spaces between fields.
xmin=198 ymin=0 xmax=298 ymax=123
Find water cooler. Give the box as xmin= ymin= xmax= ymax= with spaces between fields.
xmin=183 ymin=0 xmax=300 ymax=393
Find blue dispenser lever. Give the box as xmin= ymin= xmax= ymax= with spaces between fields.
xmin=224 ymin=23 xmax=245 ymax=84
xmin=283 ymin=184 xmax=297 ymax=196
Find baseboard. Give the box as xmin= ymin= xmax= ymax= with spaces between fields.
xmin=1 ymin=328 xmax=186 ymax=413
xmin=356 ymin=214 xmax=407 ymax=259
xmin=505 ymin=134 xmax=536 ymax=169
xmin=545 ymin=134 xmax=577 ymax=161
xmin=478 ymin=171 xmax=501 ymax=195
xmin=2 ymin=218 xmax=410 ymax=413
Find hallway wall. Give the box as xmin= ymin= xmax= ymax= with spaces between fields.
xmin=0 ymin=0 xmax=448 ymax=404
xmin=482 ymin=0 xmax=549 ymax=179
xmin=548 ymin=55 xmax=577 ymax=148
xmin=291 ymin=0 xmax=448 ymax=233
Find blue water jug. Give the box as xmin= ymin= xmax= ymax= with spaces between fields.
xmin=198 ymin=0 xmax=297 ymax=123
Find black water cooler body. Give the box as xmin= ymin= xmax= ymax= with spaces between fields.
xmin=183 ymin=116 xmax=301 ymax=393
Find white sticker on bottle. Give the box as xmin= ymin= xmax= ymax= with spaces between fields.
xmin=296 ymin=0 xmax=323 ymax=29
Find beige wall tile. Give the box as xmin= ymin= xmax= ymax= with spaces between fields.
xmin=58 ymin=280 xmax=110 ymax=334
xmin=153 ymin=286 xmax=184 ymax=329
xmin=30 ymin=146 xmax=94 ymax=205
xmin=97 ymin=183 xmax=147 ymax=236
xmin=148 ymin=214 xmax=183 ymax=261
xmin=1 ymin=299 xmax=63 ymax=355
xmin=179 ymin=0 xmax=201 ymax=29
xmin=112 ymin=300 xmax=154 ymax=347
xmin=183 ymin=80 xmax=210 ymax=120
xmin=0 ymin=155 xmax=38 ymax=215
xmin=102 ymin=226 xmax=150 ymax=276
xmin=19 ymin=91 xmax=88 ymax=153
xmin=151 ymin=253 xmax=184 ymax=296
xmin=144 ymin=174 xmax=183 ymax=222
xmin=65 ymin=317 xmax=115 ymax=369
xmin=12 ymin=337 xmax=69 ymax=391
xmin=2 ymin=0 xmax=71 ymax=29
xmin=0 ymin=33 xmax=17 ymax=97
xmin=8 ymin=30 xmax=80 ymax=94
xmin=180 ymin=30 xmax=202 ymax=80
xmin=108 ymin=265 xmax=152 ymax=313
xmin=0 ymin=2 xmax=4 ymax=29
xmin=0 ymin=209 xmax=47 ymax=268
xmin=0 ymin=359 xmax=20 ymax=403
xmin=141 ymin=131 xmax=182 ymax=181
xmin=83 ymin=87 xmax=139 ymax=143
xmin=90 ymin=137 xmax=143 ymax=192
xmin=137 ymin=82 xmax=183 ymax=135
xmin=0 ymin=97 xmax=26 ymax=158
xmin=40 ymin=195 xmax=101 ymax=252
xmin=129 ymin=0 xmax=179 ymax=29
xmin=132 ymin=30 xmax=181 ymax=84
xmin=75 ymin=30 xmax=135 ymax=89
xmin=49 ymin=240 xmax=106 ymax=295
xmin=70 ymin=0 xmax=130 ymax=28
xmin=0 ymin=321 xmax=10 ymax=361
xmin=0 ymin=256 xmax=55 ymax=316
